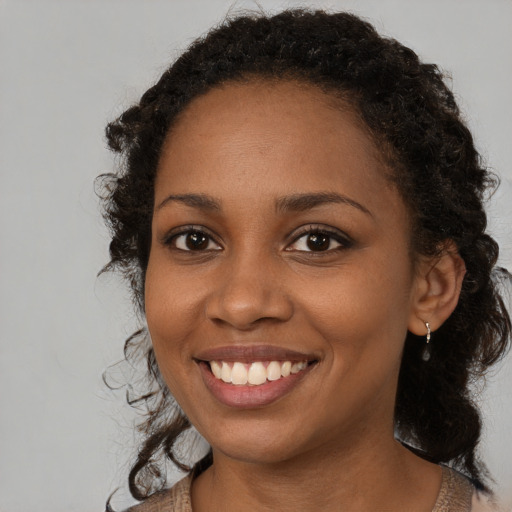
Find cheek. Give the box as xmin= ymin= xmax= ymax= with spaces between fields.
xmin=144 ymin=258 xmax=202 ymax=378
xmin=145 ymin=247 xmax=203 ymax=325
xmin=298 ymin=252 xmax=413 ymax=361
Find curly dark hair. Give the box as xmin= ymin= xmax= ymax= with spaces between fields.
xmin=99 ymin=8 xmax=511 ymax=502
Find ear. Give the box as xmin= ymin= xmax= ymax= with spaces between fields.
xmin=408 ymin=242 xmax=466 ymax=336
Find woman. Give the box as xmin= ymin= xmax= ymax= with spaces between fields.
xmin=100 ymin=9 xmax=511 ymax=511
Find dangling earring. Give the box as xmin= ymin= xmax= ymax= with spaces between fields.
xmin=422 ymin=321 xmax=431 ymax=362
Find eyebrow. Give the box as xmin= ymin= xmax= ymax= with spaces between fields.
xmin=275 ymin=192 xmax=373 ymax=217
xmin=156 ymin=191 xmax=372 ymax=217
xmin=156 ymin=193 xmax=221 ymax=212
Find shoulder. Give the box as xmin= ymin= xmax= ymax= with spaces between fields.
xmin=433 ymin=466 xmax=505 ymax=512
xmin=124 ymin=474 xmax=193 ymax=512
xmin=432 ymin=466 xmax=474 ymax=512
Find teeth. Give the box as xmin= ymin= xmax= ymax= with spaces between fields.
xmin=221 ymin=362 xmax=232 ymax=383
xmin=281 ymin=361 xmax=292 ymax=377
xmin=231 ymin=362 xmax=248 ymax=385
xmin=210 ymin=360 xmax=222 ymax=379
xmin=267 ymin=361 xmax=282 ymax=381
xmin=209 ymin=360 xmax=309 ymax=386
xmin=291 ymin=361 xmax=307 ymax=374
xmin=248 ymin=362 xmax=267 ymax=385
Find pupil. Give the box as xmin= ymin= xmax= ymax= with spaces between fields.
xmin=186 ymin=231 xmax=208 ymax=250
xmin=307 ymin=233 xmax=329 ymax=251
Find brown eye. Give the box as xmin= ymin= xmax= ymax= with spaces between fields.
xmin=287 ymin=227 xmax=351 ymax=253
xmin=306 ymin=233 xmax=330 ymax=251
xmin=185 ymin=231 xmax=208 ymax=250
xmin=172 ymin=230 xmax=221 ymax=251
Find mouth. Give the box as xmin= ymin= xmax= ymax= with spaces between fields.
xmin=195 ymin=345 xmax=318 ymax=408
xmin=208 ymin=359 xmax=310 ymax=385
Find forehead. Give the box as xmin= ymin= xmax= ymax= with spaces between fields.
xmin=155 ymin=79 xmax=399 ymax=216
xmin=162 ymin=79 xmax=377 ymax=161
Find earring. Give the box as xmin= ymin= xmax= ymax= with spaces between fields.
xmin=422 ymin=321 xmax=431 ymax=362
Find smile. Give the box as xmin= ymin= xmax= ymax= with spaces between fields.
xmin=195 ymin=345 xmax=318 ymax=408
xmin=209 ymin=360 xmax=308 ymax=385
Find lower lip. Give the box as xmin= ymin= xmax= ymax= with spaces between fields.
xmin=198 ymin=361 xmax=315 ymax=409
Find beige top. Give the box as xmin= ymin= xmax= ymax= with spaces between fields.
xmin=126 ymin=466 xmax=491 ymax=512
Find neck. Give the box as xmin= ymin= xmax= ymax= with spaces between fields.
xmin=191 ymin=430 xmax=442 ymax=512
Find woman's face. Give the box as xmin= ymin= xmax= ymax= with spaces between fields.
xmin=145 ymin=80 xmax=421 ymax=464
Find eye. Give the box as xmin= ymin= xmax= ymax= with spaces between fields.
xmin=287 ymin=227 xmax=352 ymax=252
xmin=169 ymin=229 xmax=221 ymax=251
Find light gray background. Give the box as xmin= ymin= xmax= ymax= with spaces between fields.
xmin=1 ymin=1 xmax=511 ymax=510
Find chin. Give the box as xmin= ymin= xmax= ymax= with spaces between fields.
xmin=201 ymin=419 xmax=318 ymax=467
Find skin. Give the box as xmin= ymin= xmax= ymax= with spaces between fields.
xmin=145 ymin=80 xmax=465 ymax=511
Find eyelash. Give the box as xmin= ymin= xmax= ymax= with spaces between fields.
xmin=288 ymin=225 xmax=354 ymax=253
xmin=162 ymin=224 xmax=353 ymax=254
xmin=163 ymin=225 xmax=221 ymax=252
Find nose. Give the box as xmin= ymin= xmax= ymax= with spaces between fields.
xmin=205 ymin=254 xmax=294 ymax=330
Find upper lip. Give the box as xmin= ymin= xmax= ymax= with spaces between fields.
xmin=194 ymin=345 xmax=318 ymax=363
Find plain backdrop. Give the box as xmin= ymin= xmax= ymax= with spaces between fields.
xmin=0 ymin=0 xmax=511 ymax=510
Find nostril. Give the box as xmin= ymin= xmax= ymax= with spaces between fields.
xmin=205 ymin=284 xmax=294 ymax=329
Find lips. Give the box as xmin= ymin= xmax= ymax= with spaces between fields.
xmin=211 ymin=360 xmax=308 ymax=385
xmin=195 ymin=345 xmax=317 ymax=363
xmin=195 ymin=345 xmax=318 ymax=409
